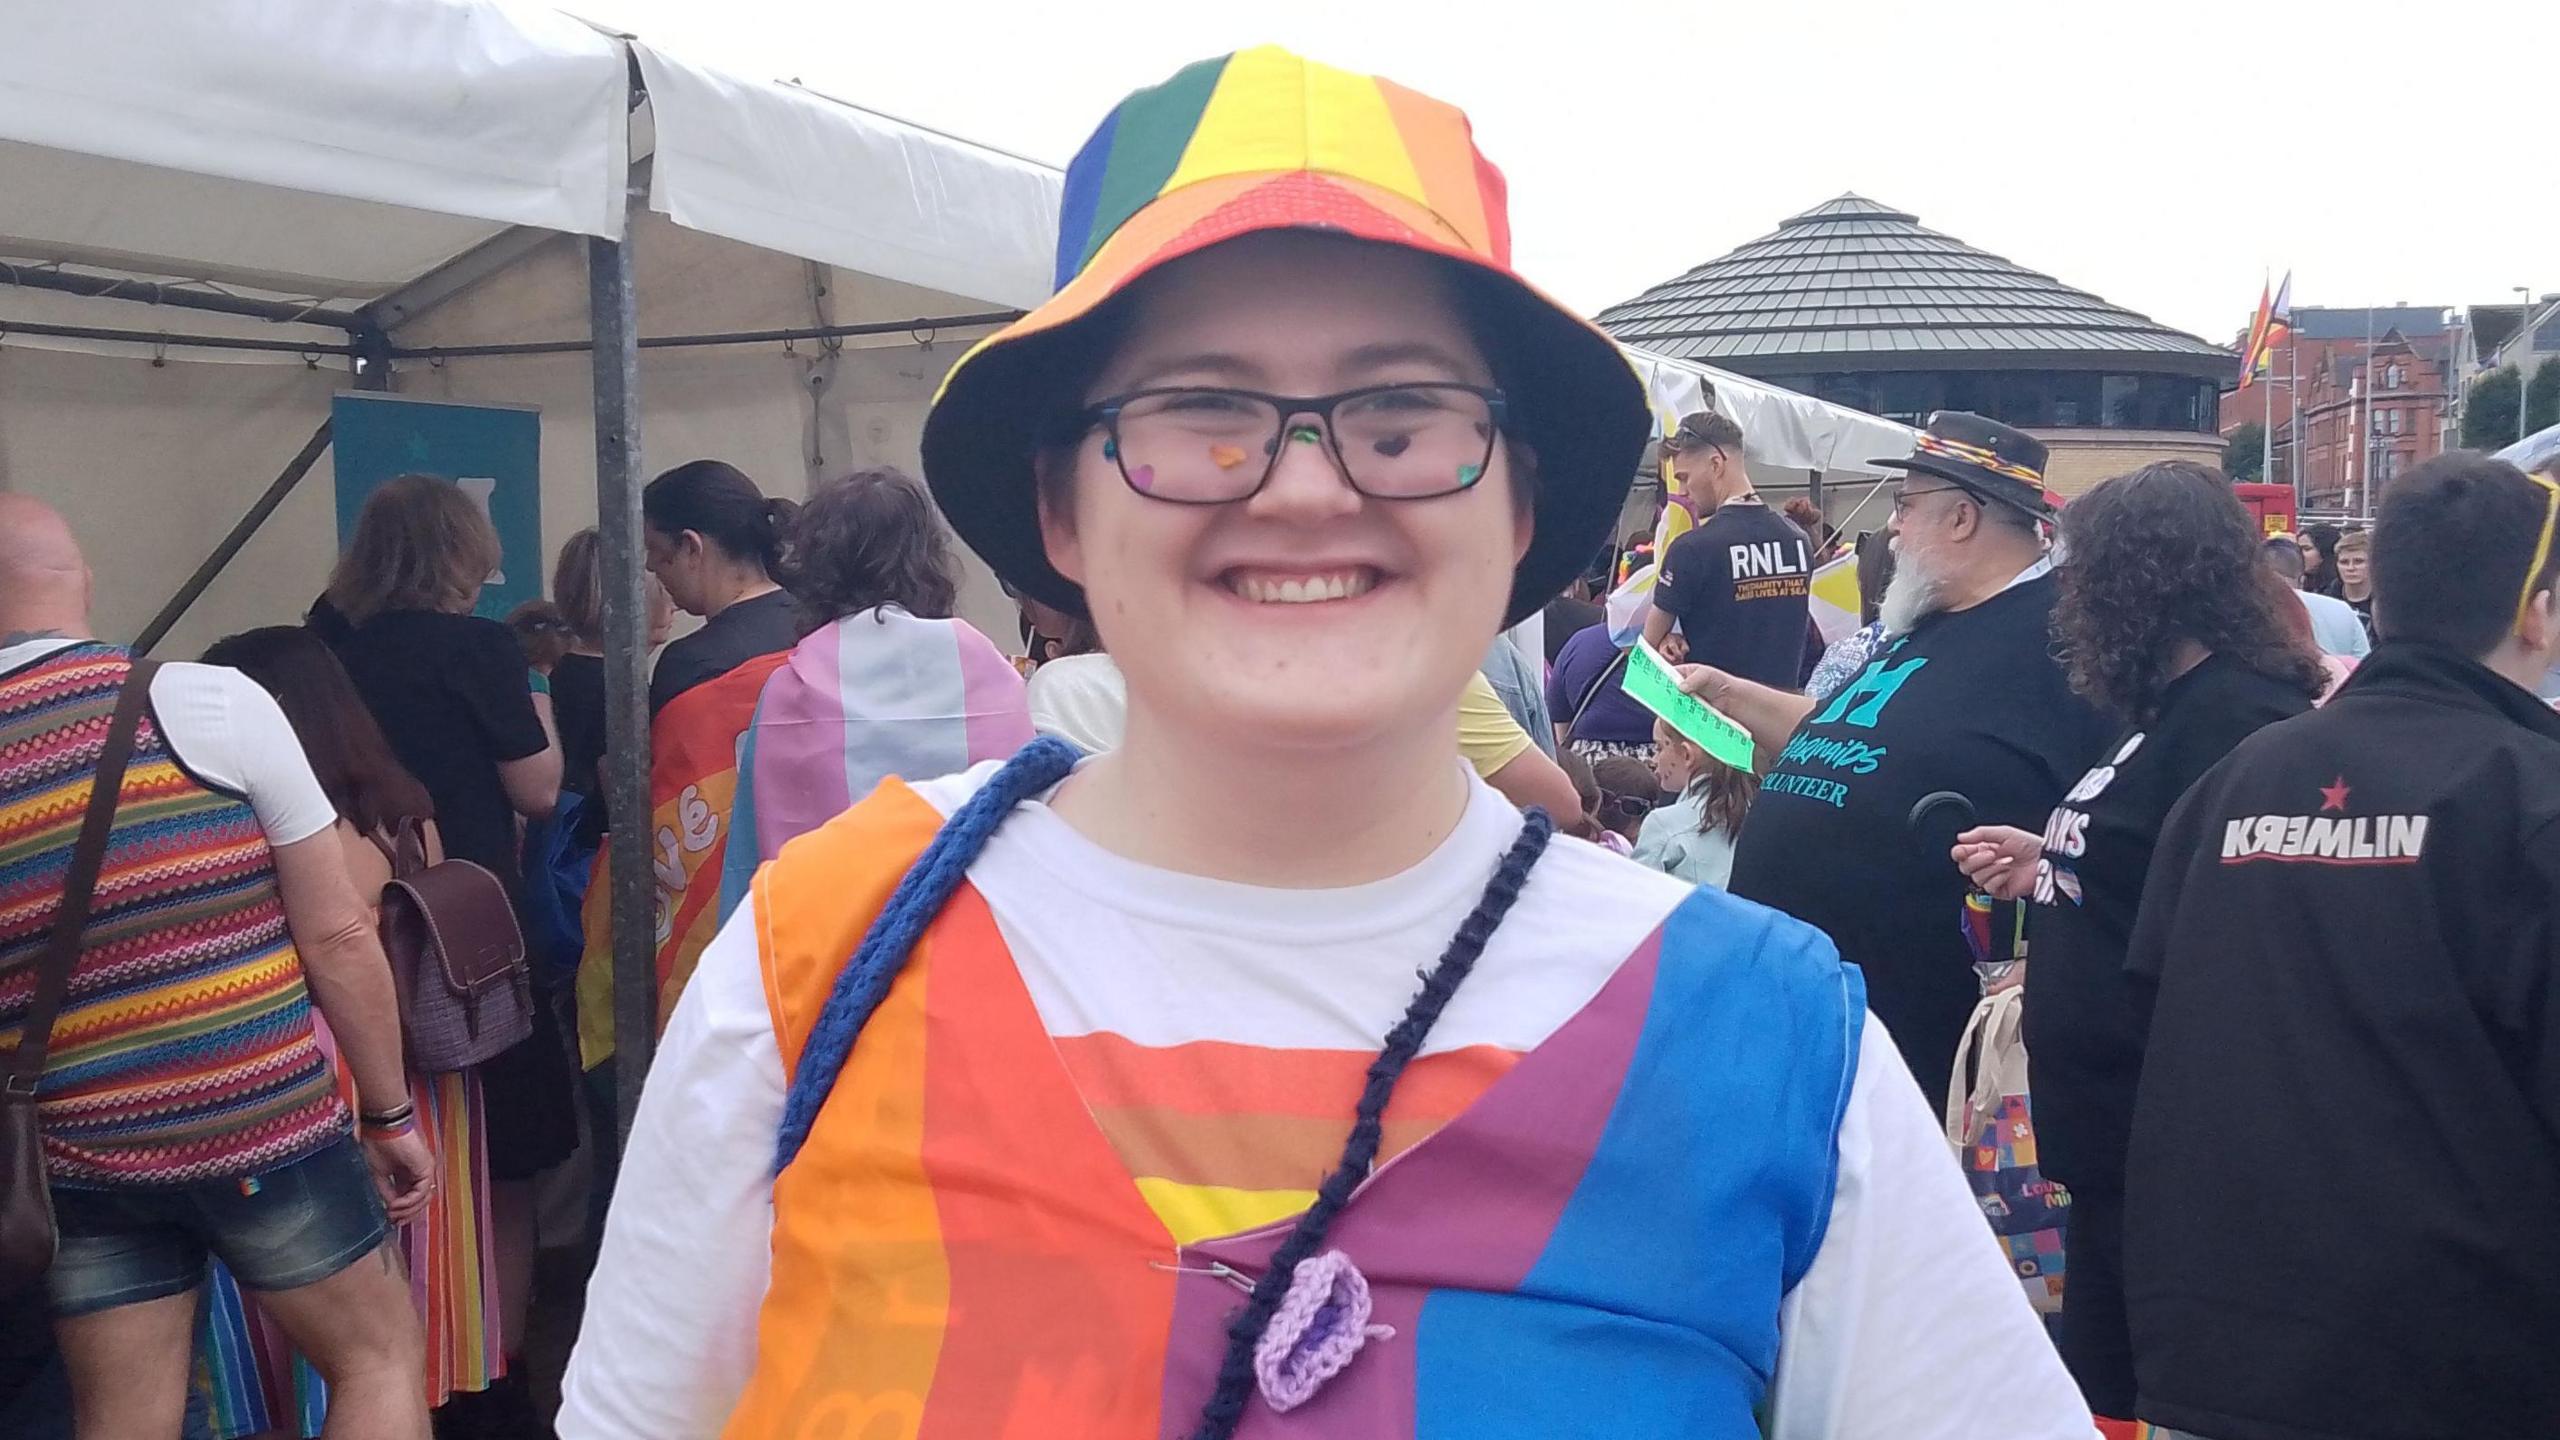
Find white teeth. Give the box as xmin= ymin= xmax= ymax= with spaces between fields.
xmin=1231 ymin=571 xmax=1375 ymax=604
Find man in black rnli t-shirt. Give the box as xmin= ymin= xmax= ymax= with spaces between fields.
xmin=1643 ymin=411 xmax=1813 ymax=689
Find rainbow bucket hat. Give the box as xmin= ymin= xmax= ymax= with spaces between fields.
xmin=919 ymin=46 xmax=1649 ymax=627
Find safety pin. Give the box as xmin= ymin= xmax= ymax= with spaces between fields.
xmin=1149 ymin=1259 xmax=1255 ymax=1293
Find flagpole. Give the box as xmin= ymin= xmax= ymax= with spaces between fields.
xmin=2289 ymin=322 xmax=2302 ymax=512
xmin=2263 ymin=355 xmax=2274 ymax=486
xmin=2361 ymin=305 xmax=2377 ymax=520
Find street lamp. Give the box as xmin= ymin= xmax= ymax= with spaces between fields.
xmin=2517 ymin=286 xmax=2536 ymax=448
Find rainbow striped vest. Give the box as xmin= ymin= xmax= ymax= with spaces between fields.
xmin=733 ymin=777 xmax=1865 ymax=1438
xmin=0 ymin=644 xmax=344 ymax=1187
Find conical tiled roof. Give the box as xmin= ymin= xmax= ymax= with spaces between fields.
xmin=1598 ymin=194 xmax=2232 ymax=373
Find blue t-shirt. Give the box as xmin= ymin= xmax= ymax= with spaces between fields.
xmin=1545 ymin=622 xmax=1656 ymax=745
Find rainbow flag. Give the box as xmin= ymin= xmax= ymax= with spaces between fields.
xmin=577 ymin=650 xmax=791 ymax=1069
xmin=2239 ymin=271 xmax=2293 ymax=381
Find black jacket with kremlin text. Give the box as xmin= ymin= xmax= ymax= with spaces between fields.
xmin=2123 ymin=643 xmax=2560 ymax=1440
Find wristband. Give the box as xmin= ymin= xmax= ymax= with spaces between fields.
xmin=359 ymin=1099 xmax=416 ymax=1128
xmin=360 ymin=1115 xmax=418 ymax=1140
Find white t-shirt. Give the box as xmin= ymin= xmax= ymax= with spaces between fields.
xmin=1024 ymin=652 xmax=1127 ymax=754
xmin=562 ymin=762 xmax=2091 ymax=1439
xmin=3 ymin=638 xmax=338 ymax=849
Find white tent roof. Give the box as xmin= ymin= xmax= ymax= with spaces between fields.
xmin=4 ymin=0 xmax=1909 ymax=498
xmin=1627 ymin=347 xmax=1918 ymax=478
xmin=634 ymin=45 xmax=1060 ymax=311
xmin=0 ymin=0 xmax=1060 ymax=315
xmin=1 ymin=0 xmax=629 ymax=301
xmin=2498 ymin=421 xmax=2560 ymax=477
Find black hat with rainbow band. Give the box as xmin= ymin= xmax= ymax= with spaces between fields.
xmin=1873 ymin=411 xmax=2061 ymax=521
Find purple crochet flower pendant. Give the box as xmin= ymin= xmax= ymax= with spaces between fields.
xmin=1253 ymin=1250 xmax=1397 ymax=1412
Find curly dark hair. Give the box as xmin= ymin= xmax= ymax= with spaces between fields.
xmin=2054 ymin=461 xmax=2327 ymax=725
xmin=779 ymin=466 xmax=960 ymax=635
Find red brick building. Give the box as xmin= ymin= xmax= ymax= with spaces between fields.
xmin=2220 ymin=306 xmax=2453 ymax=513
xmin=2289 ymin=332 xmax=2450 ymax=513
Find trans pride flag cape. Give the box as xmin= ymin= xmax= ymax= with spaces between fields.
xmin=715 ymin=607 xmax=1031 ymax=925
xmin=576 ymin=649 xmax=789 ymax=1069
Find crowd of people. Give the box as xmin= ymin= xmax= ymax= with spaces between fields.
xmin=4 ymin=42 xmax=2556 ymax=1440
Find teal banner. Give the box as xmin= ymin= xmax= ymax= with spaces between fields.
xmin=331 ymin=393 xmax=542 ymax=620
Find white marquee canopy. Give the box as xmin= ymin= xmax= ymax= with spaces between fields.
xmin=1 ymin=0 xmax=1058 ymax=314
xmin=1 ymin=0 xmax=1916 ymax=1100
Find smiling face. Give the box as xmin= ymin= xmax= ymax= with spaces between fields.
xmin=1037 ymin=232 xmax=1532 ymax=755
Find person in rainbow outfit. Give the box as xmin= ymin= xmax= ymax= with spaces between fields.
xmin=562 ymin=47 xmax=2090 ymax=1440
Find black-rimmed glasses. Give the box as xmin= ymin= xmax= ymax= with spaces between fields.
xmin=1074 ymin=383 xmax=1508 ymax=504
xmin=1890 ymin=484 xmax=1966 ymax=516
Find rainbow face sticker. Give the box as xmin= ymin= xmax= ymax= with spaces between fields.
xmin=1288 ymin=424 xmax=1324 ymax=447
xmin=1127 ymin=463 xmax=1157 ymax=492
xmin=1457 ymin=463 xmax=1484 ymax=488
xmin=1209 ymin=443 xmax=1250 ymax=470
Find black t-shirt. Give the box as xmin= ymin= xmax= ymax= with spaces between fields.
xmin=649 ymin=588 xmax=800 ymax=715
xmin=332 ymin=609 xmax=549 ymax=891
xmin=1653 ymin=502 xmax=1814 ymax=689
xmin=550 ymin=651 xmax=611 ymax=844
xmin=2021 ymin=654 xmax=2307 ymax=1193
xmin=1727 ymin=573 xmax=2109 ymax=1101
xmin=551 ymin=652 xmax=609 ymax=801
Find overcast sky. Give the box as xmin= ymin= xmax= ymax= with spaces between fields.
xmin=571 ymin=0 xmax=2557 ymax=344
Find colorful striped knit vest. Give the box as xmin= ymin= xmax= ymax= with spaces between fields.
xmin=0 ymin=644 xmax=345 ymax=1187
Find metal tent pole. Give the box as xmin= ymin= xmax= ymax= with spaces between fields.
xmin=131 ymin=418 xmax=335 ymax=655
xmin=386 ymin=311 xmax=1019 ymax=362
xmin=126 ymin=324 xmax=385 ymax=657
xmin=0 ymin=263 xmax=368 ymax=330
xmin=589 ymin=203 xmax=656 ymax=1146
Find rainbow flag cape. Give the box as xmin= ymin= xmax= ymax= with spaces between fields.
xmin=577 ymin=650 xmax=790 ymax=1069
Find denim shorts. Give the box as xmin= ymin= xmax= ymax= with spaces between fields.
xmin=45 ymin=1136 xmax=388 ymax=1319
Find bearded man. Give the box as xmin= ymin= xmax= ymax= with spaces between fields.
xmin=1680 ymin=413 xmax=2108 ymax=1098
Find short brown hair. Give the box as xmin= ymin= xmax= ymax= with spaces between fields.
xmin=325 ymin=474 xmax=502 ymax=625
xmin=779 ymin=467 xmax=960 ymax=634
xmin=1665 ymin=410 xmax=1744 ymax=454
xmin=2334 ymin=528 xmax=2371 ymax=556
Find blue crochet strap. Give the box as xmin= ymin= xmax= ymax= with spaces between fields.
xmin=772 ymin=736 xmax=1081 ymax=1174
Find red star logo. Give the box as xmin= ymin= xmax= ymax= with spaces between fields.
xmin=2319 ymin=776 xmax=2352 ymax=812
